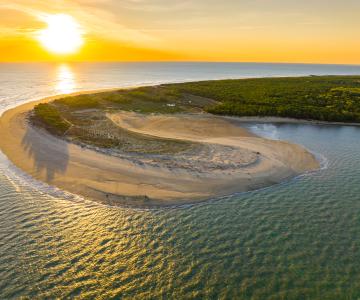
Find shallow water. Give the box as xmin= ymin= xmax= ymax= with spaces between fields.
xmin=1 ymin=63 xmax=360 ymax=299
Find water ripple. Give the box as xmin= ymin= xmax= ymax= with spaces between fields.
xmin=2 ymin=64 xmax=360 ymax=298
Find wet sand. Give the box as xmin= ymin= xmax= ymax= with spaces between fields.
xmin=0 ymin=93 xmax=319 ymax=208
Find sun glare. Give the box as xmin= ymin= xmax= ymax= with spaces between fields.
xmin=37 ymin=14 xmax=84 ymax=55
xmin=55 ymin=64 xmax=76 ymax=94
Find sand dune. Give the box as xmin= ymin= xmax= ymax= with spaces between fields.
xmin=0 ymin=95 xmax=319 ymax=208
xmin=108 ymin=112 xmax=254 ymax=140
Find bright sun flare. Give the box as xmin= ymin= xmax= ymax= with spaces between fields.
xmin=37 ymin=14 xmax=84 ymax=55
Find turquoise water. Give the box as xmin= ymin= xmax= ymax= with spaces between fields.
xmin=1 ymin=63 xmax=360 ymax=299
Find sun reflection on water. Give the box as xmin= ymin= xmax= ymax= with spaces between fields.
xmin=55 ymin=64 xmax=76 ymax=94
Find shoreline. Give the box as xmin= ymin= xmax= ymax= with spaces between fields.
xmin=223 ymin=115 xmax=360 ymax=127
xmin=0 ymin=90 xmax=320 ymax=208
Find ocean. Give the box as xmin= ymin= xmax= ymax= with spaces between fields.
xmin=1 ymin=62 xmax=360 ymax=299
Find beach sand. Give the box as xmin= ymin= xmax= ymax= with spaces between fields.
xmin=0 ymin=94 xmax=319 ymax=208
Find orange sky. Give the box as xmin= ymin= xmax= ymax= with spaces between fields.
xmin=1 ymin=0 xmax=360 ymax=64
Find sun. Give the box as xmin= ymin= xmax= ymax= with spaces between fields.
xmin=37 ymin=14 xmax=84 ymax=55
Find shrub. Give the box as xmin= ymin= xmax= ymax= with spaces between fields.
xmin=33 ymin=103 xmax=70 ymax=135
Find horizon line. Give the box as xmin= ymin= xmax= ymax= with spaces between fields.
xmin=1 ymin=61 xmax=360 ymax=67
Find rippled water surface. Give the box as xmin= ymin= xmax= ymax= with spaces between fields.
xmin=1 ymin=63 xmax=360 ymax=299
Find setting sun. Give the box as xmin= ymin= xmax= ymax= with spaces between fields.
xmin=36 ymin=14 xmax=84 ymax=55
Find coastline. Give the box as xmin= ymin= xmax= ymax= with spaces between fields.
xmin=0 ymin=90 xmax=320 ymax=208
xmin=223 ymin=116 xmax=360 ymax=127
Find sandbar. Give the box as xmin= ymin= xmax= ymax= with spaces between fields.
xmin=0 ymin=92 xmax=319 ymax=208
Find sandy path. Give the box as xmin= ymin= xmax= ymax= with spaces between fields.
xmin=0 ymin=95 xmax=319 ymax=208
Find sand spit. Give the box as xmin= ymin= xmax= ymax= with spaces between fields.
xmin=0 ymin=94 xmax=319 ymax=208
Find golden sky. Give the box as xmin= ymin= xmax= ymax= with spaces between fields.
xmin=1 ymin=0 xmax=360 ymax=63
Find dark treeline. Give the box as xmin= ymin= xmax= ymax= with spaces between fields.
xmin=167 ymin=76 xmax=360 ymax=122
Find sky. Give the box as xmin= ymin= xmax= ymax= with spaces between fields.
xmin=0 ymin=0 xmax=360 ymax=64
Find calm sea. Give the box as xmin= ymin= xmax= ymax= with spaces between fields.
xmin=1 ymin=62 xmax=360 ymax=299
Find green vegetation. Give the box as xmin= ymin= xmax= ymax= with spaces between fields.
xmin=32 ymin=76 xmax=360 ymax=153
xmin=104 ymin=88 xmax=184 ymax=113
xmin=49 ymin=86 xmax=216 ymax=114
xmin=55 ymin=94 xmax=101 ymax=109
xmin=31 ymin=87 xmax=202 ymax=154
xmin=33 ymin=103 xmax=70 ymax=135
xmin=166 ymin=76 xmax=360 ymax=122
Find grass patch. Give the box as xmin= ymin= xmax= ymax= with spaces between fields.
xmin=102 ymin=87 xmax=185 ymax=113
xmin=54 ymin=94 xmax=101 ymax=110
xmin=33 ymin=103 xmax=70 ymax=135
xmin=52 ymin=86 xmax=213 ymax=114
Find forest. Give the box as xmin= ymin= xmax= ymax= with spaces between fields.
xmin=167 ymin=76 xmax=360 ymax=122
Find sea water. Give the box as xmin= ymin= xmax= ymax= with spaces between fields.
xmin=1 ymin=62 xmax=360 ymax=299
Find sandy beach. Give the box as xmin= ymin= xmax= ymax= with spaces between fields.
xmin=0 ymin=93 xmax=319 ymax=208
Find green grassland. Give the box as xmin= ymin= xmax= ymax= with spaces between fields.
xmin=33 ymin=103 xmax=71 ymax=135
xmin=32 ymin=76 xmax=360 ymax=153
xmin=52 ymin=86 xmax=216 ymax=114
xmin=32 ymin=87 xmax=206 ymax=154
